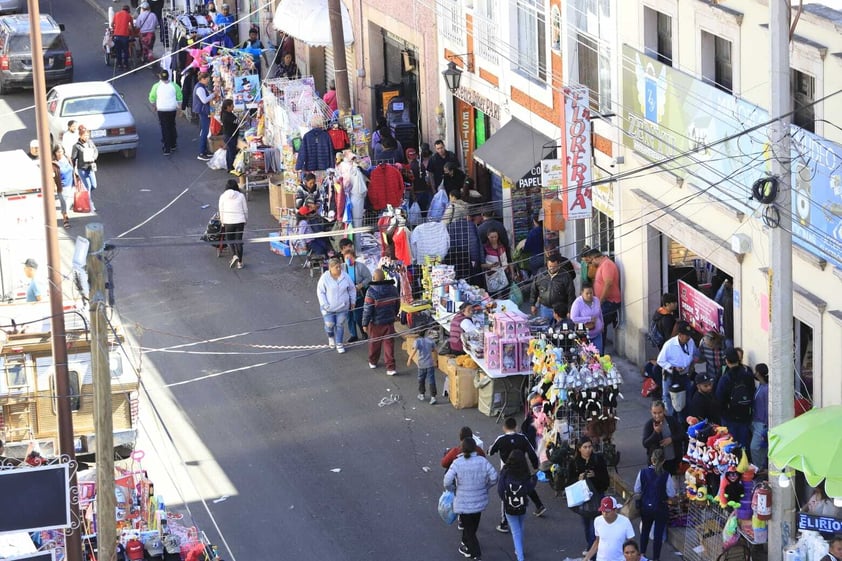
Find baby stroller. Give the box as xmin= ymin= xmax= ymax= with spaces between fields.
xmin=200 ymin=212 xmax=227 ymax=258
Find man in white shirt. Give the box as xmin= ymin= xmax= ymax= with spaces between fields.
xmin=656 ymin=321 xmax=697 ymax=416
xmin=61 ymin=121 xmax=79 ymax=157
xmin=584 ymin=497 xmax=635 ymax=561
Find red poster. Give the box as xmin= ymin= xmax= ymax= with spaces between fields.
xmin=677 ymin=280 xmax=724 ymax=335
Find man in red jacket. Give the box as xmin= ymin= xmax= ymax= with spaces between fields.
xmin=111 ymin=5 xmax=134 ymax=70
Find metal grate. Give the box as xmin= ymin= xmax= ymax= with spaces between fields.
xmin=683 ymin=503 xmax=730 ymax=561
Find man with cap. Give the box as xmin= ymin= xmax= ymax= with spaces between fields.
xmin=134 ymin=3 xmax=159 ymax=63
xmin=583 ymin=497 xmax=635 ymax=561
xmin=656 ymin=321 xmax=697 ymax=417
xmin=23 ymin=259 xmax=41 ymax=302
xmin=686 ymin=371 xmax=722 ymax=425
xmin=715 ymin=348 xmax=755 ymax=448
xmin=449 ymin=302 xmax=478 ymax=355
xmin=148 ymin=70 xmax=183 ymax=155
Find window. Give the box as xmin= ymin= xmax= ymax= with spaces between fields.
xmin=701 ymin=31 xmax=732 ymax=94
xmin=438 ymin=0 xmax=464 ymax=46
xmin=791 ymin=68 xmax=815 ymax=133
xmin=50 ymin=370 xmax=81 ymax=413
xmin=476 ymin=0 xmax=499 ymax=64
xmin=576 ymin=33 xmax=611 ymax=112
xmin=643 ymin=7 xmax=672 ymax=66
xmin=515 ymin=0 xmax=546 ymax=81
xmin=4 ymin=359 xmax=26 ymax=388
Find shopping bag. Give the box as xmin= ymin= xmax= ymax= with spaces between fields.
xmin=509 ymin=281 xmax=524 ymax=306
xmin=438 ymin=490 xmax=457 ymax=525
xmin=210 ymin=116 xmax=222 ymax=136
xmin=208 ymin=148 xmax=227 ymax=170
xmin=565 ymin=479 xmax=592 ymax=508
xmin=73 ymin=183 xmax=91 ymax=213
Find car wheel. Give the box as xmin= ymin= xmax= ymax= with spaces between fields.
xmin=122 ymin=148 xmax=137 ymax=159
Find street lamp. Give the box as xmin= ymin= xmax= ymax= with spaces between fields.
xmin=442 ymin=61 xmax=462 ymax=93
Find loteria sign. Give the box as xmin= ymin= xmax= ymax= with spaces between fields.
xmin=561 ymin=86 xmax=593 ymax=220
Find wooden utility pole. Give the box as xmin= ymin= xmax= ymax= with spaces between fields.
xmin=327 ymin=0 xmax=351 ymax=114
xmin=768 ymin=1 xmax=795 ymax=560
xmin=27 ymin=1 xmax=82 ymax=560
xmin=88 ymin=223 xmax=116 ymax=560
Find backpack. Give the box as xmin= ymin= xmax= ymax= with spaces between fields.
xmin=647 ymin=311 xmax=666 ymax=348
xmin=727 ymin=371 xmax=754 ymax=422
xmin=504 ymin=481 xmax=529 ymax=515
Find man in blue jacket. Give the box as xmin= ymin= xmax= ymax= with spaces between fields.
xmin=362 ymin=269 xmax=400 ymax=375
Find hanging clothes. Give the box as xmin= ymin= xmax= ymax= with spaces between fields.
xmin=327 ymin=125 xmax=350 ymax=151
xmin=367 ymin=163 xmax=404 ymax=211
xmin=410 ymin=221 xmax=449 ymax=263
xmin=392 ymin=225 xmax=412 ymax=267
xmin=295 ymin=128 xmax=334 ymax=171
xmin=348 ymin=165 xmax=367 ymax=228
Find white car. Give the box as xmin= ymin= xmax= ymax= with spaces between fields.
xmin=47 ymin=81 xmax=138 ymax=158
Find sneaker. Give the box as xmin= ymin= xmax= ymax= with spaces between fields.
xmin=458 ymin=545 xmax=472 ymax=558
xmin=457 ymin=522 xmax=464 ymax=531
xmin=430 ymin=396 xmax=437 ymax=405
xmin=229 ymin=255 xmax=238 ymax=268
xmin=328 ymin=337 xmax=336 ymax=349
xmin=533 ymin=505 xmax=547 ymax=517
xmin=496 ymin=523 xmax=509 ymax=533
xmin=417 ymin=394 xmax=425 ymax=401
xmin=386 ymin=370 xmax=397 ymax=376
xmin=163 ymin=149 xmax=171 ymax=156
xmin=336 ymin=345 xmax=345 ymax=354
xmin=368 ymin=362 xmax=377 ymax=369
xmin=236 ymin=261 xmax=243 ymax=269
xmin=197 ymin=153 xmax=211 ymax=161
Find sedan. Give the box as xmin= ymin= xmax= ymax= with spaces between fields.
xmin=47 ymin=81 xmax=138 ymax=158
xmin=0 ymin=0 xmax=24 ymax=14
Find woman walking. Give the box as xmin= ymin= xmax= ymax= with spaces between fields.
xmin=496 ymin=450 xmax=535 ymax=561
xmin=71 ymin=126 xmax=99 ymax=211
xmin=567 ymin=436 xmax=611 ymax=552
xmin=51 ymin=145 xmax=74 ymax=228
xmin=634 ymin=449 xmax=676 ymax=561
xmin=570 ymin=282 xmax=605 ymax=354
xmin=444 ymin=437 xmax=498 ymax=560
xmin=316 ymin=258 xmax=355 ymax=352
xmin=218 ymin=179 xmax=247 ymax=268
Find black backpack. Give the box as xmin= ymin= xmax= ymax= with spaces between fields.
xmin=503 ymin=481 xmax=529 ymax=515
xmin=646 ymin=311 xmax=666 ymax=349
xmin=727 ymin=371 xmax=754 ymax=422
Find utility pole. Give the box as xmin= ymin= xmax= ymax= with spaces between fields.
xmin=88 ymin=223 xmax=116 ymax=561
xmin=768 ymin=1 xmax=795 ymax=560
xmin=26 ymin=1 xmax=82 ymax=560
xmin=327 ymin=0 xmax=351 ymax=114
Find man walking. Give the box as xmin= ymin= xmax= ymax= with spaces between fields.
xmin=488 ymin=417 xmax=547 ymax=533
xmin=656 ymin=321 xmax=697 ymax=417
xmin=111 ymin=5 xmax=134 ymax=70
xmin=531 ymin=252 xmax=576 ymax=321
xmin=192 ymin=72 xmax=214 ymax=160
xmin=149 ymin=71 xmax=182 ymax=155
xmin=361 ymin=269 xmax=400 ymax=375
xmin=583 ymin=497 xmax=635 ymax=561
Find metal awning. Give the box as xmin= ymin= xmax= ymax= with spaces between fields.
xmin=473 ymin=118 xmax=555 ymax=181
xmin=273 ymin=0 xmax=354 ymax=48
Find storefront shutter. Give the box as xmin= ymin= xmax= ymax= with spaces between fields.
xmin=324 ymin=46 xmax=355 ymax=108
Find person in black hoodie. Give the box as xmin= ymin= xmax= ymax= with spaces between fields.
xmin=567 ymin=436 xmax=610 ymax=551
xmin=642 ymin=400 xmax=686 ymax=475
xmin=686 ymin=372 xmax=722 ymax=425
xmin=488 ymin=417 xmax=546 ymax=533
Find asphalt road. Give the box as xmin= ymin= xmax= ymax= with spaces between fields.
xmin=0 ymin=3 xmax=682 ymax=561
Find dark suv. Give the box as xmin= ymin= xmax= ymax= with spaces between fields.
xmin=0 ymin=14 xmax=72 ymax=94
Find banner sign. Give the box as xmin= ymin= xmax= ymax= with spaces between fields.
xmin=677 ymin=280 xmax=724 ymax=335
xmin=798 ymin=513 xmax=842 ymax=533
xmin=561 ymin=86 xmax=593 ymax=220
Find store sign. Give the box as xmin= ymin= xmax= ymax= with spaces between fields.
xmin=622 ymin=44 xmax=842 ymax=269
xmin=561 ymin=86 xmax=593 ymax=220
xmin=678 ymin=280 xmax=724 ymax=335
xmin=456 ymin=98 xmax=476 ymax=177
xmin=798 ymin=513 xmax=842 ymax=533
xmin=540 ymin=158 xmax=562 ymax=194
xmin=519 ymin=164 xmax=542 ymax=190
xmin=592 ymin=169 xmax=614 ymax=219
xmin=453 ymin=86 xmax=500 ymax=120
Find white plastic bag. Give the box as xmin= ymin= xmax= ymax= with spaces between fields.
xmin=207 ymin=148 xmax=227 ymax=170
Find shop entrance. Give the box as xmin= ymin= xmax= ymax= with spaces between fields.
xmin=372 ymin=30 xmax=420 ymax=149
xmin=794 ymin=318 xmax=814 ymax=403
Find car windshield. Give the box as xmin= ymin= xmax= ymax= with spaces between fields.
xmin=9 ymin=33 xmax=66 ymax=52
xmin=61 ymin=94 xmax=127 ymax=117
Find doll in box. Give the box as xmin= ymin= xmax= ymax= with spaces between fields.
xmin=500 ymin=340 xmax=519 ymax=373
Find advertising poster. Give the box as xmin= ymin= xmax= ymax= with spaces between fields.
xmin=678 ymin=280 xmax=724 ymax=335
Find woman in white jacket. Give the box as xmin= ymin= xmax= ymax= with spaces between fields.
xmin=218 ymin=180 xmax=248 ymax=269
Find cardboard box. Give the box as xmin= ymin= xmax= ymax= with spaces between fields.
xmin=438 ymin=354 xmax=456 ymax=377
xmin=450 ymin=366 xmax=478 ymax=409
xmin=269 ymin=177 xmax=297 ymax=220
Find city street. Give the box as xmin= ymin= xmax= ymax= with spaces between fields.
xmin=0 ymin=2 xmax=684 ymax=560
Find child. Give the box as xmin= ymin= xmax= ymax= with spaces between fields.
xmin=408 ymin=329 xmax=438 ymax=404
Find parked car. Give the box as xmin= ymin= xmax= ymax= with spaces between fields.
xmin=0 ymin=14 xmax=72 ymax=94
xmin=47 ymin=82 xmax=138 ymax=159
xmin=0 ymin=0 xmax=25 ymax=15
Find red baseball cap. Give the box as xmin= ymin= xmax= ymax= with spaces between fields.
xmin=599 ymin=496 xmax=621 ymax=513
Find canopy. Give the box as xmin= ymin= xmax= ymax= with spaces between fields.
xmin=768 ymin=405 xmax=842 ymax=497
xmin=273 ymin=0 xmax=354 ymax=48
xmin=473 ymin=118 xmax=554 ymax=182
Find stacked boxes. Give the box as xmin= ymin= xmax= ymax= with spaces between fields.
xmin=486 ymin=312 xmax=532 ymax=373
xmin=450 ymin=366 xmax=479 ymax=409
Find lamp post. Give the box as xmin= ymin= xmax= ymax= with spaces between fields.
xmin=441 ymin=61 xmax=462 ymax=93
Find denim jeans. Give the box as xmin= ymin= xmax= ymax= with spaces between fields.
xmin=505 ymin=513 xmax=526 ymax=561
xmin=537 ymin=304 xmax=554 ymax=321
xmin=417 ymin=367 xmax=436 ymax=396
xmin=198 ymin=113 xmax=210 ymax=155
xmin=322 ymin=310 xmax=348 ymax=344
xmin=591 ymin=333 xmax=604 ymax=355
xmin=78 ymin=168 xmax=97 ymax=209
xmin=113 ymin=35 xmax=129 ymax=66
xmin=750 ymin=420 xmax=768 ymax=470
xmin=581 ymin=514 xmax=596 ymax=549
xmin=640 ymin=510 xmax=668 ymax=560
